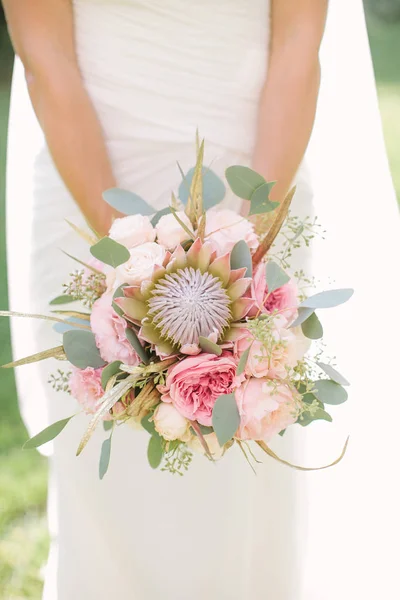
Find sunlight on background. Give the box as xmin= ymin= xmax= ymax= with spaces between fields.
xmin=0 ymin=3 xmax=399 ymax=597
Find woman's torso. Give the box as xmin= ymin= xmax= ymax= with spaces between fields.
xmin=72 ymin=0 xmax=270 ymax=156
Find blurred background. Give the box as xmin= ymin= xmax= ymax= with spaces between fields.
xmin=0 ymin=2 xmax=399 ymax=598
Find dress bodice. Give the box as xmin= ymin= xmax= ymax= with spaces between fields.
xmin=72 ymin=0 xmax=270 ymax=153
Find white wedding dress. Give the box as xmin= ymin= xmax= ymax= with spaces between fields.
xmin=6 ymin=1 xmax=400 ymax=599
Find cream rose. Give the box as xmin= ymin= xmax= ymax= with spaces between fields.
xmin=188 ymin=432 xmax=224 ymax=459
xmin=155 ymin=211 xmax=192 ymax=249
xmin=116 ymin=242 xmax=165 ymax=285
xmin=153 ymin=403 xmax=190 ymax=441
xmin=205 ymin=208 xmax=259 ymax=255
xmin=109 ymin=215 xmax=156 ymax=249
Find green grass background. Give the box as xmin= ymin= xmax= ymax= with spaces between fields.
xmin=0 ymin=10 xmax=399 ymax=599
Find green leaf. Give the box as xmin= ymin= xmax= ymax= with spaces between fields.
xmin=103 ymin=188 xmax=154 ymax=216
xmin=49 ymin=294 xmax=75 ymax=306
xmin=230 ymin=240 xmax=252 ymax=278
xmin=248 ymin=182 xmax=279 ymax=216
xmin=237 ymin=346 xmax=250 ymax=375
xmin=290 ymin=307 xmax=314 ymax=328
xmin=141 ymin=413 xmax=158 ymax=436
xmin=23 ymin=416 xmax=74 ymax=449
xmin=301 ymin=312 xmax=323 ymax=340
xmin=63 ymin=330 xmax=106 ymax=369
xmin=112 ymin=284 xmax=127 ymax=316
xmin=298 ymin=408 xmax=333 ymax=427
xmin=198 ymin=425 xmax=214 ymax=435
xmin=316 ymin=362 xmax=350 ymax=386
xmin=125 ymin=328 xmax=149 ymax=364
xmin=101 ymin=361 xmax=123 ymax=390
xmin=151 ymin=206 xmax=171 ymax=227
xmin=313 ymin=380 xmax=348 ymax=405
xmin=53 ymin=317 xmax=90 ymax=334
xmin=103 ymin=420 xmax=113 ymax=432
xmin=99 ymin=435 xmax=112 ymax=479
xmin=198 ymin=337 xmax=222 ymax=356
xmin=90 ymin=237 xmax=130 ymax=268
xmin=212 ymin=393 xmax=240 ymax=447
xmin=225 ymin=166 xmax=266 ymax=200
xmin=148 ymin=435 xmax=164 ymax=469
xmin=300 ymin=288 xmax=354 ymax=310
xmin=265 ymin=261 xmax=290 ymax=294
xmin=178 ymin=167 xmax=226 ymax=209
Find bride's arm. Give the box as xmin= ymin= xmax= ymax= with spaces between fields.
xmin=3 ymin=0 xmax=119 ymax=236
xmin=252 ymin=0 xmax=328 ymax=203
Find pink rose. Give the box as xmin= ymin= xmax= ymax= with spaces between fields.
xmin=205 ymin=209 xmax=258 ymax=255
xmin=235 ymin=378 xmax=299 ymax=442
xmin=248 ymin=263 xmax=299 ymax=322
xmin=158 ymin=352 xmax=244 ymax=426
xmin=69 ymin=366 xmax=126 ymax=418
xmin=69 ymin=366 xmax=104 ymax=414
xmin=90 ymin=293 xmax=140 ymax=365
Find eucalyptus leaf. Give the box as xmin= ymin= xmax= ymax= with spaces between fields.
xmin=225 ymin=166 xmax=266 ymax=200
xmin=103 ymin=188 xmax=154 ymax=216
xmin=148 ymin=435 xmax=164 ymax=469
xmin=300 ymin=288 xmax=354 ymax=310
xmin=125 ymin=327 xmax=149 ymax=364
xmin=301 ymin=312 xmax=323 ymax=340
xmin=265 ymin=261 xmax=290 ymax=294
xmin=230 ymin=240 xmax=252 ymax=278
xmin=112 ymin=284 xmax=127 ymax=317
xmin=101 ymin=361 xmax=123 ymax=390
xmin=198 ymin=425 xmax=214 ymax=435
xmin=212 ymin=393 xmax=240 ymax=447
xmin=199 ymin=337 xmax=222 ymax=356
xmin=53 ymin=317 xmax=91 ymax=334
xmin=103 ymin=420 xmax=113 ymax=432
xmin=313 ymin=380 xmax=348 ymax=405
xmin=151 ymin=206 xmax=171 ymax=227
xmin=141 ymin=413 xmax=158 ymax=437
xmin=49 ymin=294 xmax=75 ymax=306
xmin=249 ymin=182 xmax=279 ymax=216
xmin=237 ymin=346 xmax=250 ymax=376
xmin=99 ymin=436 xmax=112 ymax=480
xmin=63 ymin=330 xmax=106 ymax=369
xmin=316 ymin=362 xmax=350 ymax=386
xmin=298 ymin=408 xmax=333 ymax=427
xmin=90 ymin=237 xmax=130 ymax=268
xmin=290 ymin=307 xmax=314 ymax=328
xmin=178 ymin=167 xmax=226 ymax=209
xmin=23 ymin=415 xmax=74 ymax=449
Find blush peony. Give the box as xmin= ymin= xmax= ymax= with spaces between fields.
xmin=205 ymin=208 xmax=259 ymax=255
xmin=158 ymin=352 xmax=244 ymax=426
xmin=90 ymin=293 xmax=140 ymax=365
xmin=235 ymin=378 xmax=299 ymax=442
xmin=233 ymin=318 xmax=310 ymax=379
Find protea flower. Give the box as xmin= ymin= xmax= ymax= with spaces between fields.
xmin=114 ymin=238 xmax=254 ymax=355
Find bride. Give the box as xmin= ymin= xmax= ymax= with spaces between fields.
xmin=4 ymin=0 xmax=400 ymax=598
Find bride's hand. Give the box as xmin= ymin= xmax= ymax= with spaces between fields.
xmin=88 ymin=202 xmax=124 ymax=238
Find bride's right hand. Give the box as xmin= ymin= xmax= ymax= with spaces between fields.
xmin=88 ymin=202 xmax=124 ymax=238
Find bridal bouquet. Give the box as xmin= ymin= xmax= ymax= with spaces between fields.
xmin=2 ymin=142 xmax=352 ymax=477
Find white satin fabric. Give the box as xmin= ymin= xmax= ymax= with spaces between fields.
xmin=6 ymin=0 xmax=400 ymax=598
